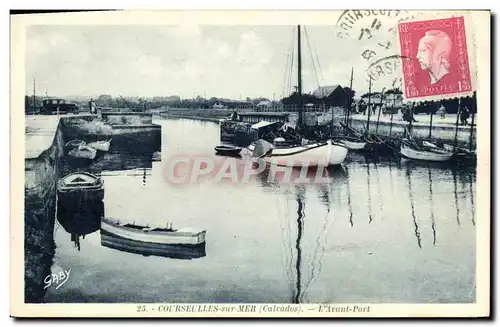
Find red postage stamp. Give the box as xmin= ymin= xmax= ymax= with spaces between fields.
xmin=398 ymin=16 xmax=473 ymax=99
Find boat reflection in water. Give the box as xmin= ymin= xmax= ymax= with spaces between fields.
xmin=256 ymin=163 xmax=348 ymax=188
xmin=100 ymin=218 xmax=207 ymax=260
xmin=56 ymin=198 xmax=104 ymax=251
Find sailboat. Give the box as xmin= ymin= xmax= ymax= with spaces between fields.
xmin=334 ymin=122 xmax=367 ymax=150
xmin=247 ymin=25 xmax=348 ymax=167
xmin=332 ymin=68 xmax=367 ymax=151
xmin=399 ymin=127 xmax=453 ymax=162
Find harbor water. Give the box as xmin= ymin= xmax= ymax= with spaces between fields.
xmin=46 ymin=118 xmax=476 ymax=303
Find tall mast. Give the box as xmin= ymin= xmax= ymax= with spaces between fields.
xmin=297 ymin=25 xmax=303 ymax=127
xmin=297 ymin=25 xmax=302 ymax=96
xmin=33 ymin=78 xmax=36 ymax=112
xmin=366 ymin=76 xmax=372 ymax=134
xmin=345 ymin=67 xmax=354 ymax=129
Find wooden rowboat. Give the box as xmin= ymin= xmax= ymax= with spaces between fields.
xmin=65 ymin=139 xmax=86 ymax=149
xmin=400 ymin=142 xmax=454 ymax=162
xmin=214 ymin=145 xmax=242 ymax=156
xmin=68 ymin=144 xmax=97 ymax=159
xmin=332 ymin=136 xmax=366 ymax=150
xmin=152 ymin=151 xmax=162 ymax=161
xmin=100 ymin=218 xmax=206 ymax=259
xmin=57 ymin=172 xmax=104 ymax=202
xmin=88 ymin=138 xmax=112 ymax=152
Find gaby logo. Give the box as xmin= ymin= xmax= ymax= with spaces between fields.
xmin=44 ymin=268 xmax=71 ymax=290
xmin=162 ymin=154 xmax=334 ymax=185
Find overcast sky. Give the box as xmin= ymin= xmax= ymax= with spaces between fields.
xmin=26 ymin=23 xmax=403 ymax=100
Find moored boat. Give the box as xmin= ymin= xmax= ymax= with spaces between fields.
xmin=57 ymin=172 xmax=104 ymax=202
xmin=68 ymin=144 xmax=97 ymax=159
xmin=100 ymin=218 xmax=206 ymax=259
xmin=64 ymin=139 xmax=86 ymax=154
xmin=65 ymin=139 xmax=86 ymax=148
xmin=442 ymin=143 xmax=477 ymax=162
xmin=214 ymin=145 xmax=242 ymax=156
xmin=152 ymin=151 xmax=162 ymax=161
xmin=87 ymin=138 xmax=112 ymax=152
xmin=400 ymin=141 xmax=454 ymax=162
xmin=332 ymin=136 xmax=366 ymax=150
xmin=248 ymin=139 xmax=348 ymax=167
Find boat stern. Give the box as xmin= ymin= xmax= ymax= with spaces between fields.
xmin=327 ymin=140 xmax=348 ymax=166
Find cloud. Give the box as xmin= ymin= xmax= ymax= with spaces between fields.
xmin=24 ymin=23 xmax=403 ymax=99
xmin=235 ymin=30 xmax=273 ymax=67
xmin=136 ymin=55 xmax=164 ymax=77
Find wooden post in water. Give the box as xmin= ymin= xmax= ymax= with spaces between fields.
xmin=469 ymin=92 xmax=476 ymax=151
xmin=406 ymin=102 xmax=416 ymax=138
xmin=428 ymin=103 xmax=435 ymax=140
xmin=389 ymin=93 xmax=396 ymax=138
xmin=32 ymin=78 xmax=36 ymax=113
xmin=346 ymin=67 xmax=354 ymax=128
xmin=343 ymin=98 xmax=348 ymax=135
xmin=375 ymin=88 xmax=385 ymax=134
xmin=331 ymin=105 xmax=335 ymax=137
xmin=365 ymin=76 xmax=372 ymax=135
xmin=453 ymin=97 xmax=461 ymax=151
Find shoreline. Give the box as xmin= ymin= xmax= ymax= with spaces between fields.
xmin=154 ymin=110 xmax=475 ymax=148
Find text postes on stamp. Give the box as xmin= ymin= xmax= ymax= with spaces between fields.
xmin=398 ymin=16 xmax=473 ymax=100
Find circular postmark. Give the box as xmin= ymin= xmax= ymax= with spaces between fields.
xmin=335 ymin=10 xmax=418 ymax=90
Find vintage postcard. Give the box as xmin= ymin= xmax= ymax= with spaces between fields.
xmin=10 ymin=10 xmax=490 ymax=318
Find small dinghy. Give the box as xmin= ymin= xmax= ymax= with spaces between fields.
xmin=57 ymin=172 xmax=104 ymax=202
xmin=214 ymin=145 xmax=242 ymax=156
xmin=400 ymin=141 xmax=454 ymax=162
xmin=64 ymin=139 xmax=86 ymax=154
xmin=87 ymin=138 xmax=112 ymax=152
xmin=152 ymin=151 xmax=162 ymax=161
xmin=100 ymin=218 xmax=206 ymax=259
xmin=65 ymin=139 xmax=86 ymax=149
xmin=443 ymin=143 xmax=477 ymax=162
xmin=68 ymin=144 xmax=97 ymax=160
xmin=332 ymin=136 xmax=366 ymax=150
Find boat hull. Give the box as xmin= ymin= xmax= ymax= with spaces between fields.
xmin=88 ymin=140 xmax=111 ymax=152
xmin=248 ymin=140 xmax=348 ymax=167
xmin=400 ymin=144 xmax=453 ymax=162
xmin=215 ymin=146 xmax=242 ymax=157
xmin=57 ymin=188 xmax=105 ymax=204
xmin=331 ymin=136 xmax=367 ymax=151
xmin=100 ymin=229 xmax=206 ymax=259
xmin=338 ymin=139 xmax=366 ymax=150
xmin=101 ymin=219 xmax=206 ymax=245
xmin=57 ymin=172 xmax=105 ymax=203
xmin=68 ymin=146 xmax=97 ymax=159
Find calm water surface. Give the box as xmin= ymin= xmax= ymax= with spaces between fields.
xmin=47 ymin=118 xmax=476 ymax=303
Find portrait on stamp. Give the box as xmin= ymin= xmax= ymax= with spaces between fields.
xmin=398 ymin=16 xmax=473 ymax=99
xmin=11 ymin=10 xmax=490 ymax=319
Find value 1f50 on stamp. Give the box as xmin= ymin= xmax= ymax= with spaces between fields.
xmin=398 ymin=16 xmax=474 ymax=100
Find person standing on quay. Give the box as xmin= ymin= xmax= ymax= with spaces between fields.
xmin=460 ymin=106 xmax=470 ymax=126
xmin=89 ymin=98 xmax=96 ymax=114
xmin=437 ymin=103 xmax=446 ymax=119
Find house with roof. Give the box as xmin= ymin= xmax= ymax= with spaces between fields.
xmin=311 ymin=85 xmax=350 ymax=107
xmin=257 ymin=100 xmax=272 ymax=108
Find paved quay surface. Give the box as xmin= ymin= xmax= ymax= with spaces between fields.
xmin=25 ymin=114 xmax=93 ymax=159
xmin=349 ymin=113 xmax=476 ymax=130
xmin=25 ymin=115 xmax=61 ymax=159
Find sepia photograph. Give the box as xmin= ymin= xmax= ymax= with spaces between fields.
xmin=10 ymin=9 xmax=490 ymax=318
